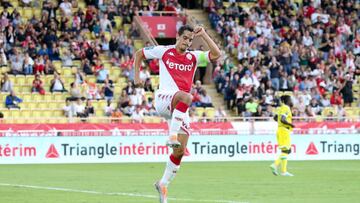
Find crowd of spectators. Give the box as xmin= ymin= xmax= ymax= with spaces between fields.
xmin=0 ymin=0 xmax=213 ymax=122
xmin=208 ymin=0 xmax=360 ymax=119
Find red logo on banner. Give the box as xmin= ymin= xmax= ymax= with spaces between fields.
xmin=184 ymin=148 xmax=190 ymax=156
xmin=46 ymin=144 xmax=59 ymax=158
xmin=306 ymin=142 xmax=319 ymax=155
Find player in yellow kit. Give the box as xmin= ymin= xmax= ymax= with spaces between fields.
xmin=270 ymin=95 xmax=295 ymax=176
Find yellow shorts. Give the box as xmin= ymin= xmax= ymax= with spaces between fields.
xmin=276 ymin=127 xmax=291 ymax=150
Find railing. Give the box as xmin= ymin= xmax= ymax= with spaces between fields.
xmin=0 ymin=116 xmax=360 ymax=123
xmin=134 ymin=15 xmax=158 ymax=46
xmin=137 ymin=11 xmax=183 ymax=16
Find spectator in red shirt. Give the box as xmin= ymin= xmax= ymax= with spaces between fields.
xmin=32 ymin=74 xmax=45 ymax=95
xmin=330 ymin=90 xmax=343 ymax=106
xmin=149 ymin=59 xmax=159 ymax=74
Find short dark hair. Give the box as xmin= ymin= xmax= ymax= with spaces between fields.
xmin=178 ymin=25 xmax=194 ymax=36
xmin=280 ymin=95 xmax=291 ymax=104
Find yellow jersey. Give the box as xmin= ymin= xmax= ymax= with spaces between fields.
xmin=276 ymin=104 xmax=293 ymax=131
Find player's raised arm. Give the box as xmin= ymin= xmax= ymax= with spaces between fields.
xmin=134 ymin=49 xmax=144 ymax=86
xmin=193 ymin=25 xmax=221 ymax=61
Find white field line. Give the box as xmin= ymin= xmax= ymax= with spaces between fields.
xmin=0 ymin=183 xmax=248 ymax=203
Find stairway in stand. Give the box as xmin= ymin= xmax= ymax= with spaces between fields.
xmin=187 ymin=9 xmax=236 ymax=117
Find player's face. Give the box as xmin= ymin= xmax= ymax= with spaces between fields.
xmin=176 ymin=30 xmax=194 ymax=52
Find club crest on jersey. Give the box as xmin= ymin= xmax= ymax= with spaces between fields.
xmin=165 ymin=59 xmax=194 ymax=71
xmin=186 ymin=53 xmax=192 ymax=60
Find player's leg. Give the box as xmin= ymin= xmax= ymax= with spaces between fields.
xmin=160 ymin=133 xmax=189 ymax=186
xmin=166 ymin=91 xmax=192 ymax=148
xmin=279 ymin=132 xmax=293 ymax=176
xmin=155 ymin=132 xmax=189 ymax=203
xmin=270 ymin=130 xmax=282 ymax=175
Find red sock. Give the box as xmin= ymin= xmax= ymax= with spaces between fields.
xmin=170 ymin=154 xmax=181 ymax=165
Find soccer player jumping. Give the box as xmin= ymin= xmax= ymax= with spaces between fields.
xmin=270 ymin=95 xmax=295 ymax=177
xmin=134 ymin=25 xmax=220 ymax=202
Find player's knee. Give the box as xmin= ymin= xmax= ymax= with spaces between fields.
xmin=281 ymin=149 xmax=291 ymax=154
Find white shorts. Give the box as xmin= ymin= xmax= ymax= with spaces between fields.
xmin=154 ymin=89 xmax=190 ymax=135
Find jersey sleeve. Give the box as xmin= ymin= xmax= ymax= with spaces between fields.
xmin=142 ymin=46 xmax=167 ymax=60
xmin=191 ymin=50 xmax=211 ymax=65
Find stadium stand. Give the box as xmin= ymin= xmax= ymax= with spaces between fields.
xmin=208 ymin=0 xmax=360 ymax=120
xmin=0 ymin=0 xmax=358 ymax=124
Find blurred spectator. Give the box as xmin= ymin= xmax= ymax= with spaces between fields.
xmin=199 ymin=89 xmax=213 ymax=107
xmin=245 ymin=98 xmax=258 ymax=117
xmin=139 ymin=67 xmax=150 ymax=83
xmin=197 ymin=45 xmax=208 ymax=83
xmin=330 ymin=90 xmax=343 ymax=106
xmin=23 ymin=54 xmax=34 ymax=75
xmin=32 ymin=74 xmax=46 ymax=95
xmin=111 ymin=107 xmax=123 ymax=123
xmin=73 ymin=98 xmax=87 ymax=119
xmin=143 ymin=78 xmax=154 ymax=92
xmin=50 ymin=72 xmax=67 ymax=92
xmin=5 ymin=90 xmax=22 ymax=109
xmin=101 ymin=79 xmax=114 ymax=101
xmin=63 ymin=98 xmax=74 ymax=117
xmin=340 ymin=74 xmax=353 ymax=107
xmin=10 ymin=52 xmax=24 ymax=75
xmin=95 ymin=64 xmax=111 ymax=83
xmin=84 ymin=99 xmax=95 ymax=117
xmin=61 ymin=50 xmax=74 ymax=67
xmin=1 ymin=73 xmax=13 ymax=92
xmin=131 ymin=105 xmax=144 ymax=123
xmin=104 ymin=100 xmax=114 ymax=116
xmin=68 ymin=82 xmax=83 ymax=101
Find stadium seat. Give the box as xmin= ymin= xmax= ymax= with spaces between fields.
xmin=33 ymin=8 xmax=41 ymax=19
xmin=11 ymin=110 xmax=21 ymax=118
xmin=22 ymin=94 xmax=32 ymax=102
xmin=114 ymin=16 xmax=123 ymax=30
xmin=96 ymin=109 xmax=104 ymax=116
xmin=14 ymin=76 xmax=26 ymax=85
xmin=21 ymin=110 xmax=32 ymax=118
xmin=43 ymin=110 xmax=53 ymax=117
xmin=32 ymin=110 xmax=42 ymax=118
xmin=23 ymin=7 xmax=33 ymax=19
xmin=123 ymin=24 xmax=131 ymax=34
xmin=53 ymin=110 xmax=64 ymax=117
xmin=205 ymin=107 xmax=216 ymax=118
xmin=195 ymin=107 xmax=205 ymax=117
xmin=28 ymin=102 xmax=38 ymax=109
xmin=38 ymin=103 xmax=48 ymax=109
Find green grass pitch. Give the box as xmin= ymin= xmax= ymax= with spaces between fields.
xmin=0 ymin=161 xmax=359 ymax=203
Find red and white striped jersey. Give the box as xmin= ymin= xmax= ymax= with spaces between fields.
xmin=142 ymin=45 xmax=211 ymax=93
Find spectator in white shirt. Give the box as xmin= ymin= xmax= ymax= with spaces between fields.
xmin=59 ymin=0 xmax=72 ymax=16
xmin=100 ymin=13 xmax=112 ymax=33
xmin=241 ymin=70 xmax=254 ymax=88
xmin=302 ymin=31 xmax=313 ymax=47
xmin=131 ymin=106 xmax=145 ymax=123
